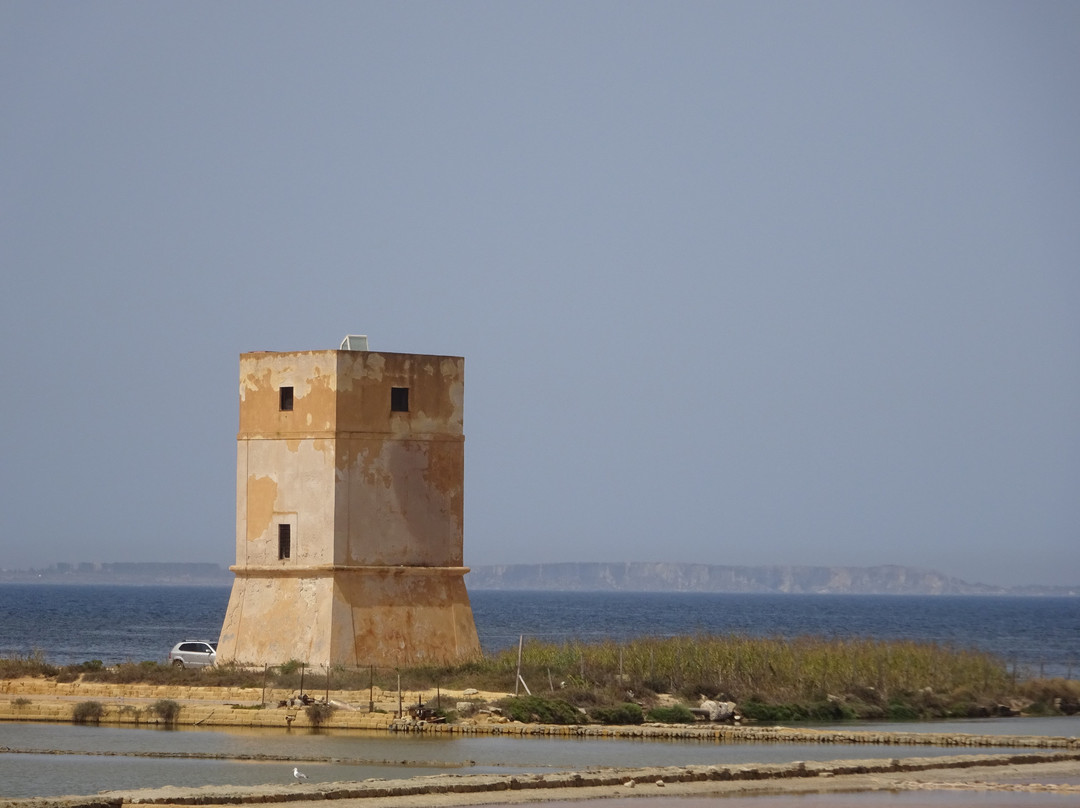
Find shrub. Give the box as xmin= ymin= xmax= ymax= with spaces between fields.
xmin=0 ymin=650 xmax=57 ymax=679
xmin=739 ymin=699 xmax=859 ymax=722
xmin=735 ymin=700 xmax=799 ymax=722
xmin=500 ymin=695 xmax=585 ymax=724
xmin=948 ymin=700 xmax=992 ymax=718
xmin=83 ymin=661 xmax=184 ymax=684
xmin=1023 ymin=700 xmax=1056 ymax=716
xmin=1018 ymin=678 xmax=1080 ymax=711
xmin=72 ymin=701 xmax=105 ymax=724
xmin=590 ymin=702 xmax=644 ymax=725
xmin=846 ymin=699 xmax=885 ymax=720
xmin=552 ymin=685 xmax=604 ymax=708
xmin=151 ymin=699 xmax=181 ymax=724
xmin=202 ymin=664 xmax=263 ymax=689
xmin=434 ymin=708 xmax=458 ymax=723
xmin=11 ymin=697 xmax=31 ymax=707
xmin=641 ymin=678 xmax=668 ymax=695
xmin=675 ymin=681 xmax=722 ymax=703
xmin=805 ymin=700 xmax=858 ymax=721
xmin=886 ymin=701 xmax=920 ymax=720
xmin=646 ymin=704 xmax=696 ymax=724
xmin=305 ymin=701 xmax=336 ymax=727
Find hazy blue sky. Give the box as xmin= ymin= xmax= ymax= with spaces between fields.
xmin=2 ymin=2 xmax=1077 ymax=586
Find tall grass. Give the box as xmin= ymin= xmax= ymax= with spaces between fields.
xmin=498 ymin=634 xmax=1014 ymax=706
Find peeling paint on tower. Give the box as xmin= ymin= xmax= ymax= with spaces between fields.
xmin=216 ymin=340 xmax=482 ymax=667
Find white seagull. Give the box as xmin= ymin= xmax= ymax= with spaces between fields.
xmin=293 ymin=767 xmax=309 ymax=783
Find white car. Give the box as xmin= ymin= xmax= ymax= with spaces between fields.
xmin=168 ymin=640 xmax=217 ymax=669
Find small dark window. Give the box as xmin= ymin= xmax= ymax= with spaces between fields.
xmin=391 ymin=387 xmax=409 ymax=412
xmin=278 ymin=524 xmax=291 ymax=559
xmin=280 ymin=386 xmax=294 ymax=411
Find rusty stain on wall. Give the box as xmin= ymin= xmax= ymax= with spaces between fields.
xmin=217 ymin=346 xmax=481 ymax=668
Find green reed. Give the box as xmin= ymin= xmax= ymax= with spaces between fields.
xmin=495 ymin=634 xmax=1013 ymax=704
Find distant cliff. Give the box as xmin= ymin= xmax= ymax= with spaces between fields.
xmin=4 ymin=561 xmax=1074 ymax=595
xmin=465 ymin=562 xmax=1077 ymax=596
xmin=0 ymin=562 xmax=233 ymax=586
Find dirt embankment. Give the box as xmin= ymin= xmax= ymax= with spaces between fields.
xmin=4 ymin=678 xmax=1080 ymax=749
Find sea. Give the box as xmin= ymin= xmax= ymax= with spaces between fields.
xmin=0 ymin=585 xmax=1077 ymax=678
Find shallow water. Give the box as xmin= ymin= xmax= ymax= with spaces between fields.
xmin=3 ymin=718 xmax=1078 ymax=799
xmin=538 ymin=795 xmax=1080 ymax=807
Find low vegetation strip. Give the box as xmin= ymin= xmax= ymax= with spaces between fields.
xmin=3 ymin=632 xmax=1079 ymax=724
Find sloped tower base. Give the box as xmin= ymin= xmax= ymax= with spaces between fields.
xmin=218 ymin=567 xmax=481 ymax=667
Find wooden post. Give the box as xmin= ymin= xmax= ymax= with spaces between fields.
xmin=261 ymin=664 xmax=268 ymax=707
xmin=515 ymin=635 xmax=524 ymax=696
xmin=325 ymin=665 xmax=330 ymax=703
xmin=299 ymin=662 xmax=306 ymax=698
xmin=397 ymin=671 xmax=402 ymax=718
xmin=369 ymin=665 xmax=374 ymax=713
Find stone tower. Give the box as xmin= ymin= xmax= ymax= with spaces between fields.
xmin=216 ymin=339 xmax=482 ymax=667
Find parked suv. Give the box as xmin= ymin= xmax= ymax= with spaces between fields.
xmin=168 ymin=641 xmax=217 ymax=669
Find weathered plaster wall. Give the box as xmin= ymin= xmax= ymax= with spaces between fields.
xmin=238 ymin=351 xmax=338 ymax=435
xmin=217 ymin=574 xmax=336 ymax=665
xmin=234 ymin=351 xmax=339 ymax=568
xmin=329 ymin=570 xmax=478 ymax=666
xmin=334 ymin=352 xmax=464 ymax=436
xmin=239 ymin=439 xmax=336 ymax=566
xmin=333 ymin=352 xmax=464 ymax=567
xmin=337 ymin=438 xmax=463 ymax=567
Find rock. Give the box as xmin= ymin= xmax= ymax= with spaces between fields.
xmin=699 ymin=699 xmax=736 ymax=721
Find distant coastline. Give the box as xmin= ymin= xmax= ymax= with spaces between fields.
xmin=464 ymin=562 xmax=1078 ymax=597
xmin=1 ymin=560 xmax=1075 ymax=595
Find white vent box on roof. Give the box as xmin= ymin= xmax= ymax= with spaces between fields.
xmin=340 ymin=335 xmax=369 ymax=351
